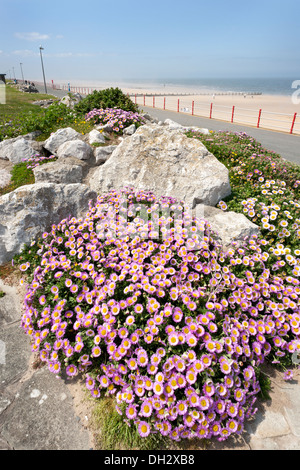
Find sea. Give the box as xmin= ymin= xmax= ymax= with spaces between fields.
xmin=119 ymin=77 xmax=298 ymax=96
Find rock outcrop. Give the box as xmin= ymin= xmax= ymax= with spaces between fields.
xmin=88 ymin=129 xmax=106 ymax=145
xmin=59 ymin=93 xmax=83 ymax=108
xmin=94 ymin=145 xmax=118 ymax=164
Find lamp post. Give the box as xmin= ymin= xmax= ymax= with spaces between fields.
xmin=39 ymin=45 xmax=47 ymax=94
xmin=20 ymin=62 xmax=24 ymax=83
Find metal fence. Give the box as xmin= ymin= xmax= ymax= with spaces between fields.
xmin=132 ymin=94 xmax=299 ymax=135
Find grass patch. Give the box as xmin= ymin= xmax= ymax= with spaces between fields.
xmin=0 ymin=162 xmax=34 ymax=197
xmin=0 ymin=85 xmax=56 ymax=123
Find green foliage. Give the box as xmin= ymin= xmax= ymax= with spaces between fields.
xmin=74 ymin=87 xmax=139 ymax=115
xmin=0 ymin=85 xmax=58 ymax=141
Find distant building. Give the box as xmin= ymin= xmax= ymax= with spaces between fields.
xmin=0 ymin=74 xmax=6 ymax=84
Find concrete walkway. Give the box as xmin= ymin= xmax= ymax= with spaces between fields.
xmin=0 ymin=280 xmax=93 ymax=450
xmin=1 ymin=279 xmax=299 ymax=450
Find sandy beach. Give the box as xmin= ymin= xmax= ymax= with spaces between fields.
xmin=56 ymin=79 xmax=300 ymax=134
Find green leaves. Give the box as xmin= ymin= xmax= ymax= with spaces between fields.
xmin=74 ymin=87 xmax=139 ymax=115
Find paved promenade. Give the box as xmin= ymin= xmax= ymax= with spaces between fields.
xmin=140 ymin=106 xmax=300 ymax=166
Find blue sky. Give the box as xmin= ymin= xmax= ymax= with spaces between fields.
xmin=1 ymin=0 xmax=300 ymax=83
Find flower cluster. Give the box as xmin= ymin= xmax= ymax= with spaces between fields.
xmin=18 ymin=187 xmax=300 ymax=443
xmin=85 ymin=108 xmax=146 ymax=133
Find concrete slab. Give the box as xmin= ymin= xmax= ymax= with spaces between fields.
xmin=247 ymin=410 xmax=290 ymax=439
xmin=1 ymin=366 xmax=91 ymax=450
xmin=284 ymin=385 xmax=300 ymax=437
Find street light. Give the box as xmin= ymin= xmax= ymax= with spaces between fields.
xmin=20 ymin=62 xmax=24 ymax=83
xmin=39 ymin=45 xmax=47 ymax=94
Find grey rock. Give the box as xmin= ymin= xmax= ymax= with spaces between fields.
xmin=163 ymin=118 xmax=183 ymax=130
xmin=33 ymin=160 xmax=84 ymax=184
xmin=32 ymin=99 xmax=54 ymax=108
xmin=56 ymin=139 xmax=93 ymax=161
xmin=20 ymin=84 xmax=38 ymax=93
xmin=94 ymin=145 xmax=118 ymax=164
xmin=187 ymin=127 xmax=210 ymax=135
xmin=59 ymin=93 xmax=82 ymax=109
xmin=1 ymin=367 xmax=91 ymax=450
xmin=0 ymin=168 xmax=11 ymax=189
xmin=88 ymin=124 xmax=231 ymax=208
xmin=141 ymin=113 xmax=153 ymax=122
xmin=163 ymin=119 xmax=210 ymax=135
xmin=198 ymin=204 xmax=260 ymax=248
xmin=0 ymin=284 xmax=21 ymax=326
xmin=0 ymin=137 xmax=37 ymax=163
xmin=0 ymin=322 xmax=31 ymax=387
xmin=123 ymin=124 xmax=136 ymax=135
xmin=0 ymin=183 xmax=97 ymax=264
xmin=88 ymin=129 xmax=106 ymax=145
xmin=95 ymin=123 xmax=114 ymax=133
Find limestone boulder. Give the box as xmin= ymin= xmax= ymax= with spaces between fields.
xmin=0 ymin=183 xmax=97 ymax=264
xmin=95 ymin=123 xmax=114 ymax=133
xmin=43 ymin=127 xmax=82 ymax=154
xmin=88 ymin=124 xmax=231 ymax=209
xmin=59 ymin=93 xmax=82 ymax=108
xmin=198 ymin=204 xmax=260 ymax=248
xmin=94 ymin=145 xmax=118 ymax=164
xmin=56 ymin=139 xmax=93 ymax=161
xmin=33 ymin=160 xmax=84 ymax=184
xmin=123 ymin=124 xmax=136 ymax=135
xmin=163 ymin=119 xmax=183 ymax=130
xmin=163 ymin=119 xmax=210 ymax=135
xmin=0 ymin=168 xmax=12 ymax=188
xmin=0 ymin=137 xmax=37 ymax=163
xmin=88 ymin=129 xmax=106 ymax=145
